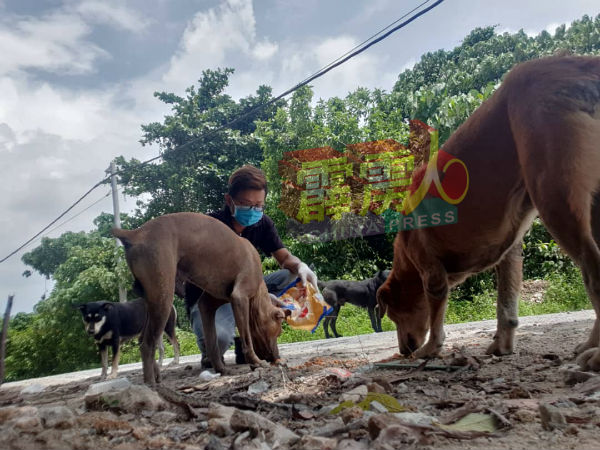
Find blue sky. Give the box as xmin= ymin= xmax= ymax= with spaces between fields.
xmin=1 ymin=0 xmax=598 ymax=314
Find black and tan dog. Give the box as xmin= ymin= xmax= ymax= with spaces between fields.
xmin=77 ymin=298 xmax=179 ymax=379
xmin=113 ymin=212 xmax=288 ymax=385
xmin=318 ymin=270 xmax=390 ymax=338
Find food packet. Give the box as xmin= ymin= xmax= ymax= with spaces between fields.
xmin=278 ymin=278 xmax=333 ymax=333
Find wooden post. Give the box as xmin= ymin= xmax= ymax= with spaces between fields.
xmin=0 ymin=294 xmax=14 ymax=385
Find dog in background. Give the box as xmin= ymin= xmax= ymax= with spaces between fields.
xmin=77 ymin=298 xmax=180 ymax=379
xmin=318 ymin=270 xmax=390 ymax=338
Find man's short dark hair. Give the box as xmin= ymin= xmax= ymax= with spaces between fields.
xmin=228 ymin=165 xmax=268 ymax=198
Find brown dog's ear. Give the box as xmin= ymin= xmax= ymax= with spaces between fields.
xmin=269 ymin=293 xmax=287 ymax=309
xmin=273 ymin=308 xmax=291 ymax=321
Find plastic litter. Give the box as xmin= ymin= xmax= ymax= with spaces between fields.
xmin=199 ymin=370 xmax=221 ymax=382
xmin=278 ymin=279 xmax=333 ymax=332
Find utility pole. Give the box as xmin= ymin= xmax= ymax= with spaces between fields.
xmin=0 ymin=294 xmax=14 ymax=385
xmin=107 ymin=161 xmax=127 ymax=303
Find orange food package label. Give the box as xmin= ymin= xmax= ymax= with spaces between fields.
xmin=278 ymin=279 xmax=333 ymax=332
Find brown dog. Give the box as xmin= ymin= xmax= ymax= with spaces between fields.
xmin=113 ymin=212 xmax=287 ymax=384
xmin=377 ymin=55 xmax=600 ymax=371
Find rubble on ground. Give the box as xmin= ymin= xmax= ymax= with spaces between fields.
xmin=0 ymin=318 xmax=599 ymax=449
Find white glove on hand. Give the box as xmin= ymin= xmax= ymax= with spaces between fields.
xmin=297 ymin=262 xmax=319 ymax=291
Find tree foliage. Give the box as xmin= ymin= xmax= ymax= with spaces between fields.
xmin=115 ymin=68 xmax=284 ymax=222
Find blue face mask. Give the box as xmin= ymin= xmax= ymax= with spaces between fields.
xmin=232 ymin=204 xmax=263 ymax=227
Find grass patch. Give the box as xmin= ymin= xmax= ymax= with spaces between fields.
xmin=446 ymin=268 xmax=591 ymax=324
xmin=119 ymin=329 xmax=201 ymax=365
xmin=277 ymin=304 xmax=397 ymax=344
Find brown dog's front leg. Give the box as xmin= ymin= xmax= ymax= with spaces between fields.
xmin=487 ymin=240 xmax=522 ymax=356
xmin=413 ymin=266 xmax=448 ymax=359
xmin=198 ymin=299 xmax=227 ymax=374
xmin=230 ymin=294 xmax=268 ymax=369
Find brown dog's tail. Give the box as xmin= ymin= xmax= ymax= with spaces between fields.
xmin=111 ymin=228 xmax=138 ymax=250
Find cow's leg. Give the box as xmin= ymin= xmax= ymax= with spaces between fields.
xmin=487 ymin=240 xmax=523 ymax=355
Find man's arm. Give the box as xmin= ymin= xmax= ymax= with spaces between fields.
xmin=272 ymin=248 xmax=318 ymax=289
xmin=272 ymin=248 xmax=301 ymax=272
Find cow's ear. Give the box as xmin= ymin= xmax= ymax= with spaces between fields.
xmin=74 ymin=304 xmax=86 ymax=312
xmin=103 ymin=303 xmax=114 ymax=310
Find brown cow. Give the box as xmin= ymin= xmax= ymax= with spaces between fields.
xmin=377 ymin=55 xmax=600 ymax=371
xmin=113 ymin=212 xmax=287 ymax=385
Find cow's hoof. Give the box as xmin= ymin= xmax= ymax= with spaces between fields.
xmin=576 ymin=347 xmax=600 ymax=372
xmin=107 ymin=372 xmax=118 ymax=380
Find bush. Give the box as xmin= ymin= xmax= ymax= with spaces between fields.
xmin=523 ymin=219 xmax=574 ymax=279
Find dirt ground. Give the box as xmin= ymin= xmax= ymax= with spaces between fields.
xmin=1 ymin=309 xmax=599 ymax=450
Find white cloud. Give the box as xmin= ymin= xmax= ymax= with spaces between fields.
xmin=274 ymin=35 xmax=397 ymax=100
xmin=0 ymin=12 xmax=107 ymax=76
xmin=74 ymin=1 xmax=153 ymax=33
xmin=163 ymin=0 xmax=278 ymax=91
xmin=0 ymin=76 xmax=138 ymax=142
xmin=252 ymin=40 xmax=279 ymax=61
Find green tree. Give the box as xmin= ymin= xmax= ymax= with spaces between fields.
xmin=21 ymin=232 xmax=90 ymax=279
xmin=115 ymin=68 xmax=284 ymax=222
xmin=7 ymin=234 xmax=133 ymax=381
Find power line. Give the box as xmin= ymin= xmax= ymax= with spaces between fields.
xmin=293 ymin=0 xmax=433 ymax=89
xmin=0 ymin=180 xmax=106 ymax=264
xmin=0 ymin=0 xmax=445 ymax=265
xmin=109 ymin=0 xmax=445 ymax=179
xmin=42 ymin=190 xmax=112 ymax=239
xmin=1 ymin=190 xmax=112 ymax=263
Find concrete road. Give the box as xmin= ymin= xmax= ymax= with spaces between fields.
xmin=2 ymin=309 xmax=595 ymax=389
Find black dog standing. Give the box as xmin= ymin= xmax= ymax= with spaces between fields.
xmin=77 ymin=298 xmax=179 ymax=379
xmin=318 ymin=270 xmax=390 ymax=338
